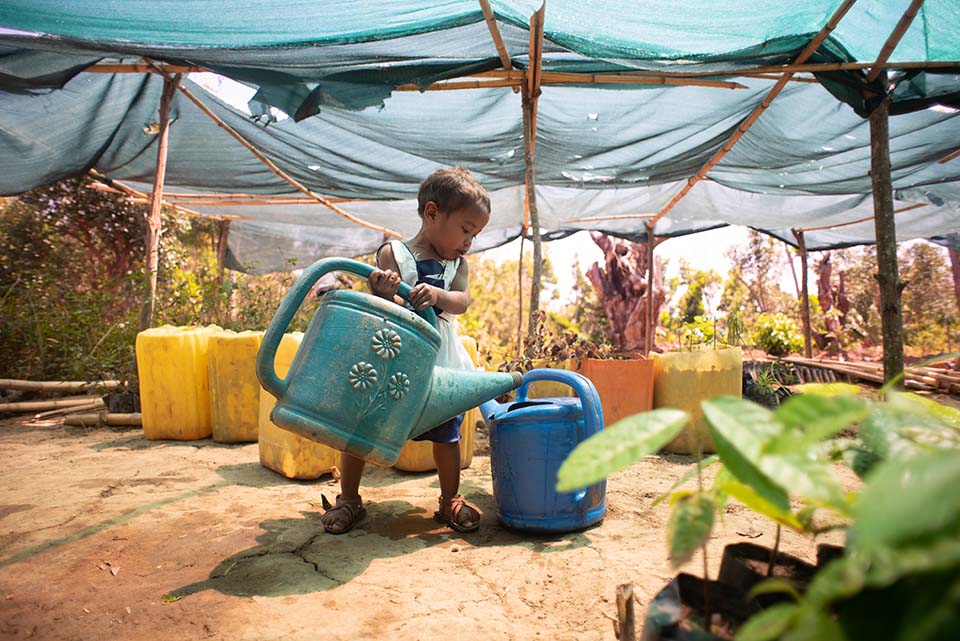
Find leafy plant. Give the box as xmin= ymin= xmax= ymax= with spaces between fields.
xmin=751 ymin=313 xmax=803 ymax=356
xmin=556 ymin=359 xmax=960 ymax=641
xmin=492 ymin=309 xmax=619 ymax=373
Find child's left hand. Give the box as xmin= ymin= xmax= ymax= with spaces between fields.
xmin=408 ymin=283 xmax=441 ymax=310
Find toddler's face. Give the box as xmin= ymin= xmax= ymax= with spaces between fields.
xmin=427 ymin=204 xmax=489 ymax=260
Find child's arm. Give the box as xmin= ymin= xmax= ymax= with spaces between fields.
xmin=369 ymin=243 xmax=402 ymax=301
xmin=408 ymin=259 xmax=472 ymax=315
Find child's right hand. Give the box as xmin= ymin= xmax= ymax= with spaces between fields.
xmin=369 ymin=269 xmax=401 ymax=299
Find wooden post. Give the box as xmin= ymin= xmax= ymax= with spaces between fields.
xmin=869 ymin=93 xmax=905 ymax=386
xmin=615 ymin=583 xmax=637 ymax=641
xmin=522 ymin=5 xmax=544 ymax=338
xmin=793 ymin=230 xmax=813 ymax=358
xmin=645 ymin=224 xmax=656 ymax=355
xmin=139 ymin=73 xmax=180 ymax=331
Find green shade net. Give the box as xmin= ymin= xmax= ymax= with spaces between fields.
xmin=0 ymin=1 xmax=958 ymax=270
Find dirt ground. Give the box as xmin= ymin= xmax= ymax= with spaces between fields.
xmin=0 ymin=416 xmax=851 ymax=641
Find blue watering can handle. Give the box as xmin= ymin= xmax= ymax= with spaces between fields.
xmin=515 ymin=369 xmax=603 ymax=438
xmin=257 ymin=257 xmax=437 ymax=399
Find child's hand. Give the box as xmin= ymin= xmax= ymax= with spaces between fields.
xmin=369 ymin=269 xmax=401 ymax=299
xmin=408 ymin=283 xmax=440 ymax=310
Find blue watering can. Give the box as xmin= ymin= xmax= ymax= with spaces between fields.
xmin=479 ymin=369 xmax=606 ymax=533
xmin=257 ymin=258 xmax=522 ymax=467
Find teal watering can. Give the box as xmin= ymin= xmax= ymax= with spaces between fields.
xmin=257 ymin=258 xmax=522 ymax=467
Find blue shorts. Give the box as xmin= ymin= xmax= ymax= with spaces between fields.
xmin=411 ymin=414 xmax=463 ymax=443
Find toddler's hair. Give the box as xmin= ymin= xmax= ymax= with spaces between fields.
xmin=418 ymin=166 xmax=490 ymax=218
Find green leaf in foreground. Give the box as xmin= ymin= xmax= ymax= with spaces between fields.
xmin=849 ymin=449 xmax=960 ymax=550
xmin=702 ymin=398 xmax=790 ymax=511
xmin=555 ymin=408 xmax=688 ymax=492
xmin=771 ymin=393 xmax=870 ymax=452
xmin=735 ymin=602 xmax=798 ymax=641
xmin=667 ymin=492 xmax=715 ymax=567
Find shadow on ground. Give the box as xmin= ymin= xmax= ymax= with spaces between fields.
xmin=167 ymin=493 xmax=594 ymax=599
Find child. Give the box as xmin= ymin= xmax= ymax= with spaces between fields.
xmin=321 ymin=166 xmax=491 ymax=535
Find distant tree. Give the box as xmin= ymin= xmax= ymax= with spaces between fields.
xmin=899 ymin=242 xmax=960 ymax=356
xmin=460 ymin=252 xmax=557 ymax=364
xmin=724 ymin=230 xmax=791 ymax=315
xmin=674 ymin=259 xmax=722 ymax=323
xmin=586 ymin=232 xmax=666 ymax=352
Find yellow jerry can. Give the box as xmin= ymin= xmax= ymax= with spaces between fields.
xmin=258 ymin=332 xmax=340 ymax=479
xmin=652 ymin=347 xmax=743 ymax=454
xmin=136 ymin=325 xmax=218 ymax=440
xmin=393 ymin=336 xmax=479 ymax=472
xmin=208 ymin=329 xmax=264 ymax=443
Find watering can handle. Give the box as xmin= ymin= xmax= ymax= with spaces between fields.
xmin=516 ymin=369 xmax=604 ymax=438
xmin=257 ymin=257 xmax=437 ymax=399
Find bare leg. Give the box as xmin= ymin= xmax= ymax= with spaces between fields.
xmin=433 ymin=442 xmax=480 ymax=530
xmin=321 ymin=452 xmax=366 ymax=532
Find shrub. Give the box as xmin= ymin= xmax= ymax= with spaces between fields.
xmin=751 ymin=313 xmax=803 ymax=356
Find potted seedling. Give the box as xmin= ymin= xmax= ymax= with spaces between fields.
xmin=557 ymin=353 xmax=960 ymax=640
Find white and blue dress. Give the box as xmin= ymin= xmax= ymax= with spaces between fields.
xmin=379 ymin=239 xmax=475 ymax=443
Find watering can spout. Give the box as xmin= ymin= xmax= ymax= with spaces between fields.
xmin=414 ymin=368 xmax=521 ymax=438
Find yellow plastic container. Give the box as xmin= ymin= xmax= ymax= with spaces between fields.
xmin=136 ymin=325 xmax=217 ymax=440
xmin=208 ymin=329 xmax=264 ymax=443
xmin=393 ymin=336 xmax=480 ymax=472
xmin=652 ymin=347 xmax=743 ymax=454
xmin=258 ymin=332 xmax=340 ymax=479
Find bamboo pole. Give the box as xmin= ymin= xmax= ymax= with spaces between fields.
xmin=84 ymin=60 xmax=960 ymax=81
xmin=34 ymin=400 xmax=106 ymax=419
xmin=865 ymin=0 xmax=927 ymax=84
xmin=649 ymin=0 xmax=860 ymax=227
xmin=144 ymin=62 xmax=402 ymax=239
xmin=795 ymin=203 xmax=927 ymax=233
xmin=471 ymin=60 xmax=960 ymax=82
xmin=939 ymin=148 xmax=960 ymax=165
xmin=0 ymin=397 xmax=106 ymax=414
xmin=64 ymin=413 xmax=142 ymax=427
xmin=567 ymin=213 xmax=656 ymax=224
xmin=478 ymin=0 xmax=514 ymax=71
xmin=0 ymin=379 xmax=122 ymax=393
xmin=793 ymin=230 xmax=813 ymax=358
xmin=523 ymin=4 xmax=545 ymax=338
xmin=139 ymin=72 xmax=179 ymax=332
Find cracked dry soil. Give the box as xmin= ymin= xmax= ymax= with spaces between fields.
xmin=0 ymin=417 xmax=846 ymax=641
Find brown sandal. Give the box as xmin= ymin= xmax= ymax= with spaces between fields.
xmin=321 ymin=494 xmax=366 ymax=534
xmin=433 ymin=494 xmax=482 ymax=533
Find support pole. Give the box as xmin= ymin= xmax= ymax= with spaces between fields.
xmin=869 ymin=93 xmax=905 ymax=386
xmin=522 ymin=4 xmax=545 ymax=338
xmin=793 ymin=229 xmax=813 ymax=358
xmin=139 ymin=73 xmax=180 ymax=331
xmin=522 ymin=86 xmax=542 ymax=338
xmin=217 ymin=219 xmax=231 ymax=320
xmin=645 ymin=224 xmax=656 ymax=355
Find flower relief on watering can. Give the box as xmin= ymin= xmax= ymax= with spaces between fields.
xmin=348 ymin=327 xmax=409 ymax=422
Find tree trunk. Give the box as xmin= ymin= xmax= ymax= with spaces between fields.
xmin=793 ymin=230 xmax=813 ymax=358
xmin=869 ymin=96 xmax=905 ymax=385
xmin=587 ymin=232 xmax=664 ymax=352
xmin=949 ymin=248 xmax=960 ymax=314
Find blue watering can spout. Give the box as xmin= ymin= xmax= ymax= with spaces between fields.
xmin=478 ymin=398 xmax=500 ymax=429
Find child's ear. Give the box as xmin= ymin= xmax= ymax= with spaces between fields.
xmin=422 ymin=201 xmax=440 ymax=221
